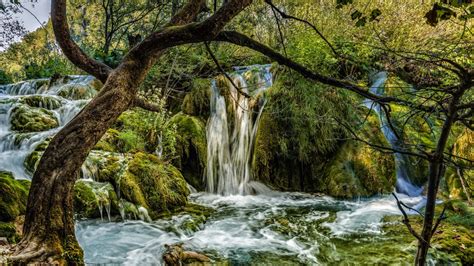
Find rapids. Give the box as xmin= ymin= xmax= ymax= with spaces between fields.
xmin=76 ymin=192 xmax=448 ymax=265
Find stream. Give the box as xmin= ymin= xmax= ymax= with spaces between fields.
xmin=76 ymin=192 xmax=435 ymax=265
xmin=2 ymin=69 xmax=445 ymax=265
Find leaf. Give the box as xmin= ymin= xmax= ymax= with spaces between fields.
xmin=369 ymin=8 xmax=382 ymax=22
xmin=351 ymin=10 xmax=362 ymax=20
xmin=355 ymin=17 xmax=367 ymax=27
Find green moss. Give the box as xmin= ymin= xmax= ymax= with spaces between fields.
xmin=117 ymin=152 xmax=189 ymax=218
xmin=0 ymin=171 xmax=30 ymax=222
xmin=73 ymin=180 xmax=119 ymax=219
xmin=253 ymin=72 xmax=395 ymax=197
xmin=383 ymin=213 xmax=474 ymax=265
xmin=62 ymin=235 xmax=84 ymax=263
xmin=181 ymin=78 xmax=211 ymax=118
xmin=24 ymin=138 xmax=50 ymax=173
xmin=57 ymin=84 xmax=97 ymax=100
xmin=19 ymin=95 xmax=62 ymax=110
xmin=94 ymin=129 xmax=120 ymax=152
xmin=320 ymin=112 xmax=396 ymax=197
xmin=0 ymin=221 xmax=19 ymax=243
xmin=169 ymin=113 xmax=207 ymax=190
xmin=10 ymin=104 xmax=59 ymax=132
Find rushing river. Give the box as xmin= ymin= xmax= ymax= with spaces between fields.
xmin=76 ymin=192 xmax=442 ymax=265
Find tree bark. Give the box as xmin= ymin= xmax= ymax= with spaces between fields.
xmin=415 ymin=88 xmax=465 ymax=265
xmin=10 ymin=0 xmax=251 ymax=263
xmin=10 ymin=62 xmax=150 ymax=264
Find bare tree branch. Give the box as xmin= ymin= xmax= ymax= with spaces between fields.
xmin=204 ymin=42 xmax=250 ymax=98
xmin=51 ymin=0 xmax=113 ymax=82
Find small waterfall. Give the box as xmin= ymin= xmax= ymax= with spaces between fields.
xmin=206 ymin=65 xmax=272 ymax=195
xmin=366 ymin=72 xmax=423 ymax=196
xmin=0 ymin=75 xmax=98 ymax=179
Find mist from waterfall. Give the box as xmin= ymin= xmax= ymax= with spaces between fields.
xmin=206 ymin=65 xmax=272 ymax=196
xmin=366 ymin=72 xmax=423 ymax=197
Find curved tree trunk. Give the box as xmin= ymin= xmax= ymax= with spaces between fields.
xmin=10 ymin=62 xmax=149 ymax=264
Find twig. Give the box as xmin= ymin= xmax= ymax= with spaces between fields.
xmin=204 ymin=42 xmax=251 ymax=98
xmin=264 ymin=0 xmax=338 ymax=56
xmin=431 ymin=205 xmax=447 ymax=236
xmin=392 ymin=193 xmax=429 ymax=245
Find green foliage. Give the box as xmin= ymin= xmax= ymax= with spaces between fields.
xmin=0 ymin=69 xmax=12 ymax=85
xmin=0 ymin=171 xmax=30 ymax=222
xmin=110 ymin=91 xmax=177 ymax=157
xmin=116 ymin=130 xmax=146 ymax=153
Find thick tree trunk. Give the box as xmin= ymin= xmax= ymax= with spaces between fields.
xmin=10 ymin=61 xmax=150 ymax=264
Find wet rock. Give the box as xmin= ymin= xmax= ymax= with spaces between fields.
xmin=163 ymin=243 xmax=210 ymax=266
xmin=10 ymin=104 xmax=59 ymax=132
xmin=169 ymin=113 xmax=207 ymax=190
xmin=19 ymin=95 xmax=63 ymax=110
xmin=57 ymin=83 xmax=97 ymax=100
xmin=73 ymin=180 xmax=119 ymax=220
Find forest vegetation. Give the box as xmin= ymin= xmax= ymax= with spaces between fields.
xmin=0 ymin=0 xmax=472 ymax=265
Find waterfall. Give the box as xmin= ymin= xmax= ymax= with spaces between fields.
xmin=0 ymin=75 xmax=98 ymax=179
xmin=206 ymin=65 xmax=272 ymax=195
xmin=366 ymin=72 xmax=423 ymax=196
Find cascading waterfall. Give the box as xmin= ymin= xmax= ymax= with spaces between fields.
xmin=366 ymin=72 xmax=423 ymax=196
xmin=0 ymin=75 xmax=96 ymax=179
xmin=206 ymin=65 xmax=272 ymax=195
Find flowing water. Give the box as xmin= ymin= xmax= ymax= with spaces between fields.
xmin=366 ymin=72 xmax=423 ymax=197
xmin=75 ymin=192 xmax=447 ymax=265
xmin=0 ymin=76 xmax=97 ymax=179
xmin=0 ymin=72 xmax=440 ymax=265
xmin=206 ymin=65 xmax=272 ymax=195
xmin=74 ymin=68 xmax=441 ymax=265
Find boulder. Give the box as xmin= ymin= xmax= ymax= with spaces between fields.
xmin=10 ymin=104 xmax=59 ymax=132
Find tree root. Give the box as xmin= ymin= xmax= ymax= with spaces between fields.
xmin=8 ymin=239 xmax=63 ymax=265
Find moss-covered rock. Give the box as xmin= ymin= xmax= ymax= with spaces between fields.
xmin=181 ymin=78 xmax=211 ymax=118
xmin=252 ymin=72 xmax=395 ymax=197
xmin=10 ymin=104 xmax=59 ymax=132
xmin=444 ymin=129 xmax=473 ymax=201
xmin=0 ymin=222 xmax=18 ymax=243
xmin=0 ymin=172 xmax=30 ymax=222
xmin=73 ymin=180 xmax=119 ymax=219
xmin=19 ymin=95 xmax=62 ymax=110
xmin=119 ymin=152 xmax=189 ymax=218
xmin=57 ymin=84 xmax=97 ymax=100
xmin=320 ymin=112 xmax=396 ymax=197
xmin=24 ymin=138 xmax=50 ymax=173
xmin=169 ymin=113 xmax=207 ymax=190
